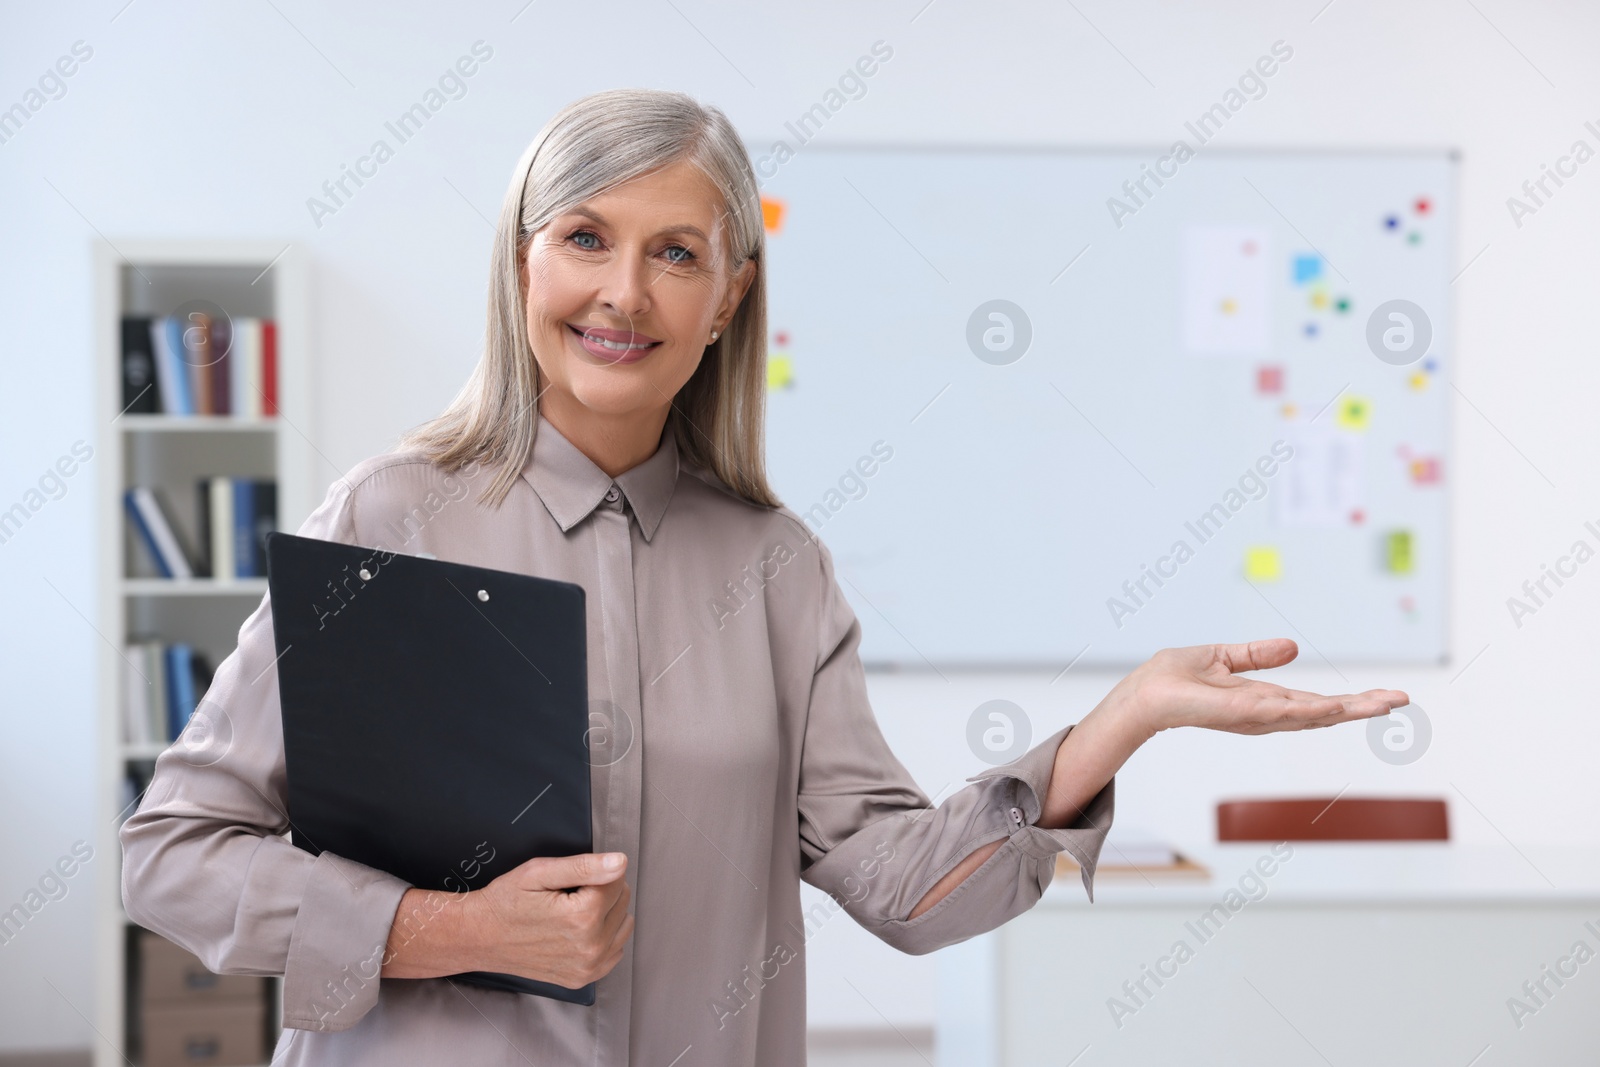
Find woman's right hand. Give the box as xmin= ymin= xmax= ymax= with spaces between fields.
xmin=383 ymin=852 xmax=634 ymax=989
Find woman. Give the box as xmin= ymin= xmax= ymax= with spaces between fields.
xmin=121 ymin=89 xmax=1407 ymax=1066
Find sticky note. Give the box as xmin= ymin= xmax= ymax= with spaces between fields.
xmin=1245 ymin=547 xmax=1281 ymax=582
xmin=1292 ymin=254 xmax=1322 ymax=284
xmin=766 ymin=354 xmax=794 ymax=390
xmin=1409 ymin=457 xmax=1442 ymax=484
xmin=1257 ymin=365 xmax=1283 ymax=394
xmin=760 ymin=196 xmax=786 ymax=234
xmin=1336 ymin=395 xmax=1372 ymax=431
xmin=1386 ymin=530 xmax=1413 ymax=574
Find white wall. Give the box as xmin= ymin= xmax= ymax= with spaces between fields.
xmin=4 ymin=0 xmax=1598 ymax=1049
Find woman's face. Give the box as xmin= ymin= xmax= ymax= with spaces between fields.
xmin=522 ymin=158 xmax=754 ymax=432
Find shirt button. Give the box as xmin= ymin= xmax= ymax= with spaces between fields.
xmin=604 ymin=485 xmax=620 ymax=504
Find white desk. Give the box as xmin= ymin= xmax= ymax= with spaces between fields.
xmin=935 ymin=845 xmax=1600 ymax=1067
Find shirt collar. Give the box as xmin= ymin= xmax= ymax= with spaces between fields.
xmin=520 ymin=413 xmax=679 ymax=542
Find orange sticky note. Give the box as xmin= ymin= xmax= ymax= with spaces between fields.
xmin=760 ymin=197 xmax=786 ymax=234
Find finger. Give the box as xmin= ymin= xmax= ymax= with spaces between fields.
xmin=517 ymin=852 xmax=628 ymax=891
xmin=1215 ymin=638 xmax=1298 ymax=674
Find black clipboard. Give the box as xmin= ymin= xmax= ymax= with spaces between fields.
xmin=265 ymin=531 xmax=596 ymax=1005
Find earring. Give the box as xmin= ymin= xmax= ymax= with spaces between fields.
xmin=710 ymin=330 xmax=720 ymax=342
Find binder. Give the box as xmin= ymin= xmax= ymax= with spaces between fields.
xmin=265 ymin=531 xmax=596 ymax=1005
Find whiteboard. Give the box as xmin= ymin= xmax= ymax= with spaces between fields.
xmin=756 ymin=146 xmax=1454 ymax=668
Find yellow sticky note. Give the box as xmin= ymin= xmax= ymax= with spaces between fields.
xmin=760 ymin=196 xmax=786 ymax=234
xmin=1386 ymin=530 xmax=1413 ymax=574
xmin=1337 ymin=395 xmax=1372 ymax=431
xmin=767 ymin=354 xmax=794 ymax=390
xmin=1245 ymin=546 xmax=1281 ymax=582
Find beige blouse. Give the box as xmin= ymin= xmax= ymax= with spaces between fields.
xmin=120 ymin=413 xmax=1115 ymax=1066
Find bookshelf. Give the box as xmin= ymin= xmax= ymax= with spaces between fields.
xmin=93 ymin=241 xmax=312 ymax=1067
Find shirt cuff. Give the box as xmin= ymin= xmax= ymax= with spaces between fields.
xmin=280 ymin=851 xmax=412 ymax=1032
xmin=964 ymin=722 xmax=1116 ymax=902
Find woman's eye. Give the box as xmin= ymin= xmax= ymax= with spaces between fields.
xmin=569 ymin=230 xmax=601 ymax=250
xmin=663 ymin=245 xmax=695 ymax=264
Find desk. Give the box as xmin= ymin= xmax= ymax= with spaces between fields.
xmin=935 ymin=845 xmax=1600 ymax=1066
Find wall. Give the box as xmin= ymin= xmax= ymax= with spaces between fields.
xmin=2 ymin=0 xmax=1597 ymax=1049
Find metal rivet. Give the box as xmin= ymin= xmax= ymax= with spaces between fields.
xmin=477 ymin=589 xmax=490 ymax=602
xmin=358 ymin=568 xmax=372 ymax=581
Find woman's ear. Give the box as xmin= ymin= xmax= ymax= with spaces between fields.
xmin=715 ymin=258 xmax=757 ymax=332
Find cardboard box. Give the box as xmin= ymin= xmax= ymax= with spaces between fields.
xmin=141 ymin=1001 xmax=266 ymax=1067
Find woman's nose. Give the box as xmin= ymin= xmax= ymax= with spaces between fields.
xmin=596 ymin=247 xmax=652 ymax=319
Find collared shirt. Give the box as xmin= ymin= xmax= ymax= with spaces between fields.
xmin=120 ymin=413 xmax=1114 ymax=1066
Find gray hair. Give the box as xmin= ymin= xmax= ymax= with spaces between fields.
xmin=399 ymin=88 xmax=776 ymax=509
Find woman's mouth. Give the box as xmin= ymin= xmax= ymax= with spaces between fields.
xmin=567 ymin=323 xmax=662 ymax=364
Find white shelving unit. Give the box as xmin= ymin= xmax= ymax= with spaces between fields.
xmin=93 ymin=240 xmax=312 ymax=1067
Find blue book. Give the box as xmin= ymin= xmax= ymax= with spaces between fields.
xmin=167 ymin=643 xmax=195 ymax=740
xmin=161 ymin=316 xmax=194 ymax=415
xmin=232 ymin=478 xmax=255 ymax=578
xmin=124 ymin=490 xmax=172 ymax=578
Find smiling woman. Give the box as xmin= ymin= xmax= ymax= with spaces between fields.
xmin=119 ymin=87 xmax=1409 ymax=1067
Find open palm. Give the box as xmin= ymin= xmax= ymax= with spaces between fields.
xmin=1122 ymin=637 xmax=1409 ymax=736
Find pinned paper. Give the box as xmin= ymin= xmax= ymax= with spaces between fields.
xmin=1257 ymin=365 xmax=1284 ymax=394
xmin=1180 ymin=225 xmax=1270 ymax=355
xmin=1292 ymin=254 xmax=1322 ymax=284
xmin=1277 ymin=423 xmax=1363 ymax=526
xmin=1245 ymin=546 xmax=1281 ymax=582
xmin=760 ymin=196 xmax=786 ymax=234
xmin=1336 ymin=395 xmax=1372 ymax=431
xmin=1386 ymin=530 xmax=1414 ymax=574
xmin=767 ymin=354 xmax=794 ymax=390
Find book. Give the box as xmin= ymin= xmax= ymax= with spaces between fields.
xmin=210 ymin=314 xmax=232 ymax=415
xmin=119 ymin=316 xmax=160 ymax=415
xmin=129 ymin=313 xmax=274 ymax=416
xmin=233 ymin=478 xmax=255 ymax=578
xmin=121 ymin=643 xmax=151 ymax=745
xmin=196 ymin=477 xmax=275 ymax=579
xmin=249 ymin=480 xmax=277 ymax=576
xmin=186 ymin=311 xmax=212 ymax=416
xmin=262 ymin=320 xmax=277 ymax=416
xmin=125 ymin=486 xmax=195 ymax=579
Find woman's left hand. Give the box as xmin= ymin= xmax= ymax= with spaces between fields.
xmin=1111 ymin=636 xmax=1409 ymax=737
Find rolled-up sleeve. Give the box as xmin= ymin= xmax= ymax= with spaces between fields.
xmin=795 ymin=538 xmax=1114 ymax=956
xmin=119 ymin=473 xmax=412 ymax=1033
